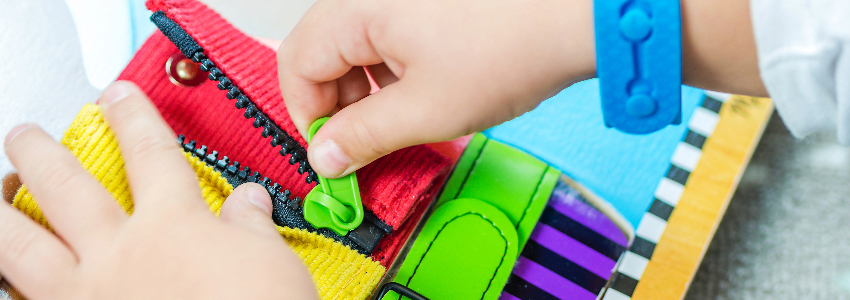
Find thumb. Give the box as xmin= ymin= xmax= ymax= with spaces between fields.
xmin=308 ymin=79 xmax=465 ymax=178
xmin=219 ymin=183 xmax=279 ymax=236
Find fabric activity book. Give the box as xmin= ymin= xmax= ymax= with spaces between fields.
xmin=0 ymin=1 xmax=773 ymax=299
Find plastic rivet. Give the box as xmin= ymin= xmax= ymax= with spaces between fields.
xmin=619 ymin=9 xmax=653 ymax=42
xmin=626 ymin=94 xmax=657 ymax=118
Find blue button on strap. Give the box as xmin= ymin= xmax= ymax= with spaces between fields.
xmin=594 ymin=0 xmax=682 ymax=134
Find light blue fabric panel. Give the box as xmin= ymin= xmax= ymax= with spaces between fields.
xmin=130 ymin=0 xmax=155 ymax=51
xmin=484 ymin=79 xmax=705 ymax=228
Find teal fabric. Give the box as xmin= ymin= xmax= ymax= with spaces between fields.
xmin=484 ymin=79 xmax=705 ymax=228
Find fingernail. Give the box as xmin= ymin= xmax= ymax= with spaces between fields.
xmin=311 ymin=139 xmax=351 ymax=177
xmin=247 ymin=184 xmax=273 ymax=216
xmin=4 ymin=124 xmax=33 ymax=148
xmin=100 ymin=81 xmax=138 ymax=104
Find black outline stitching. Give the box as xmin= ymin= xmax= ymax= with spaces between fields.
xmin=402 ymin=212 xmax=510 ymax=300
xmin=514 ymin=169 xmax=549 ymax=232
xmin=453 ymin=139 xmax=489 ymax=200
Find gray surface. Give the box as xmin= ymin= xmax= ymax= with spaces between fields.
xmin=686 ymin=114 xmax=850 ymax=299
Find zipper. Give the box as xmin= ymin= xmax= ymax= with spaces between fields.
xmin=152 ymin=11 xmax=394 ymax=253
xmin=197 ymin=50 xmax=318 ymax=184
xmin=178 ymin=135 xmax=391 ymax=254
xmin=152 ymin=11 xmax=317 ymax=184
xmin=303 ymin=118 xmax=366 ymax=237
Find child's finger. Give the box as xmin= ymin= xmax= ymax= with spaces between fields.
xmin=336 ymin=67 xmax=372 ymax=109
xmin=277 ymin=0 xmax=386 ymax=136
xmin=307 ymin=78 xmax=465 ymax=178
xmin=4 ymin=124 xmax=126 ymax=256
xmin=218 ymin=183 xmax=280 ymax=238
xmin=365 ymin=63 xmax=399 ymax=88
xmin=98 ymin=81 xmax=206 ymax=215
xmin=0 ymin=200 xmax=75 ymax=298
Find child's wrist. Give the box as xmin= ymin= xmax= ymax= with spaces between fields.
xmin=546 ymin=0 xmax=597 ymax=86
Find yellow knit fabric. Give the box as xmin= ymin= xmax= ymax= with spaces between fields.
xmin=12 ymin=104 xmax=384 ymax=300
xmin=278 ymin=226 xmax=387 ymax=299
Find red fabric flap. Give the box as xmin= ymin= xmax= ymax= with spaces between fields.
xmin=130 ymin=0 xmax=450 ymax=235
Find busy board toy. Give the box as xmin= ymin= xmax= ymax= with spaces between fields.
xmin=375 ymin=85 xmax=771 ymax=300
xmin=486 ymin=85 xmax=772 ymax=300
xmin=0 ymin=1 xmax=774 ymax=299
xmin=381 ymin=133 xmax=628 ymax=300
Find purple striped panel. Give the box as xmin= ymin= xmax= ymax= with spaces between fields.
xmin=548 ymin=190 xmax=628 ymax=246
xmin=513 ymin=257 xmax=597 ymax=300
xmin=530 ymin=223 xmax=617 ymax=278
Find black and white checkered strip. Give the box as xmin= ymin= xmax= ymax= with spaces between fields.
xmin=602 ymin=92 xmax=728 ymax=300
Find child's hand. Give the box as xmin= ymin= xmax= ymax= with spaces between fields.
xmin=279 ymin=0 xmax=766 ymax=179
xmin=0 ymin=82 xmax=318 ymax=299
xmin=278 ymin=0 xmax=597 ymax=178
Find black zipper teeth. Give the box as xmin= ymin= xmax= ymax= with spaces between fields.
xmin=187 ymin=51 xmax=318 ymax=184
xmin=178 ymin=135 xmax=301 ymax=216
xmin=178 ymin=135 xmax=389 ymax=254
xmin=151 ymin=11 xmax=392 ymax=253
xmin=151 ymin=10 xmax=315 ymax=183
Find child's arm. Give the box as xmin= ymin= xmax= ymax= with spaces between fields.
xmin=277 ymin=0 xmax=765 ymax=179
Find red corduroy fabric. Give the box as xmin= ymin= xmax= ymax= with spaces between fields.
xmin=140 ymin=0 xmax=450 ymax=229
xmin=117 ymin=33 xmax=319 ymax=195
xmin=372 ymin=184 xmax=434 ymax=266
xmin=114 ymin=0 xmax=451 ymax=266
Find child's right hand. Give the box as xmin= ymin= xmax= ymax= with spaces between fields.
xmin=277 ymin=0 xmax=597 ymax=178
xmin=278 ymin=0 xmax=765 ymax=179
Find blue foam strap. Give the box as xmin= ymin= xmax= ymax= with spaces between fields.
xmin=594 ymin=0 xmax=682 ymax=134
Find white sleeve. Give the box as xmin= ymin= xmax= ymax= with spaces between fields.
xmin=750 ymin=0 xmax=850 ymax=143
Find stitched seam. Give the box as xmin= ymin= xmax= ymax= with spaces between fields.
xmin=454 ymin=139 xmax=489 ymax=200
xmin=333 ymin=260 xmax=370 ymax=299
xmin=403 ymin=212 xmax=509 ymax=300
xmin=514 ymin=169 xmax=549 ymax=231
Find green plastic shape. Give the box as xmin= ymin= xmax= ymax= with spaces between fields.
xmin=436 ymin=133 xmax=560 ymax=250
xmin=302 ymin=117 xmax=364 ymax=236
xmin=390 ymin=198 xmax=518 ymax=300
xmin=389 ymin=133 xmax=561 ymax=299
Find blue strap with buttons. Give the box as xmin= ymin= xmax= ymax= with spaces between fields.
xmin=594 ymin=0 xmax=682 ymax=134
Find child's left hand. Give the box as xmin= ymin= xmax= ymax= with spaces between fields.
xmin=0 ymin=82 xmax=318 ymax=300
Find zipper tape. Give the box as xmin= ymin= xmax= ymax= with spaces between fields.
xmin=178 ymin=135 xmax=391 ymax=254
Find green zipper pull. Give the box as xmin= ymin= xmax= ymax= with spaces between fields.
xmin=303 ymin=117 xmax=364 ymax=236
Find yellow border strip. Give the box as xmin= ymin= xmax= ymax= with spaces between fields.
xmin=630 ymin=96 xmax=773 ymax=299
